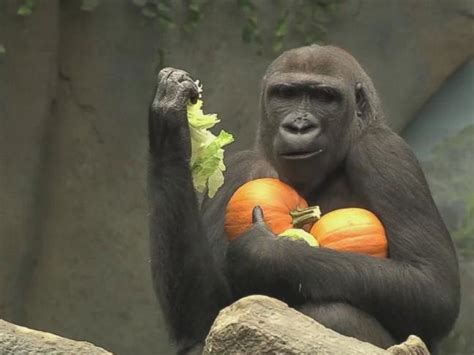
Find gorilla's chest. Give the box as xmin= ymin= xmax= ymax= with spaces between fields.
xmin=306 ymin=175 xmax=366 ymax=214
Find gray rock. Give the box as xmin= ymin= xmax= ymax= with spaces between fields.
xmin=204 ymin=295 xmax=429 ymax=355
xmin=0 ymin=319 xmax=112 ymax=354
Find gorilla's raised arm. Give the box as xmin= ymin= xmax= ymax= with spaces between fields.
xmin=148 ymin=68 xmax=230 ymax=352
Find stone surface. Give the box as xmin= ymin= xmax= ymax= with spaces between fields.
xmin=22 ymin=2 xmax=172 ymax=354
xmin=203 ymin=295 xmax=429 ymax=355
xmin=0 ymin=0 xmax=59 ymax=323
xmin=0 ymin=319 xmax=111 ymax=354
xmin=388 ymin=335 xmax=430 ymax=355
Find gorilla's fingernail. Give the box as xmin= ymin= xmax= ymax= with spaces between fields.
xmin=252 ymin=206 xmax=265 ymax=224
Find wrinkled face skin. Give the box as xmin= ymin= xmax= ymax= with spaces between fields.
xmin=258 ymin=45 xmax=363 ymax=194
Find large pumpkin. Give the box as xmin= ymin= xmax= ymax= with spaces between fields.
xmin=310 ymin=208 xmax=388 ymax=258
xmin=224 ymin=178 xmax=320 ymax=240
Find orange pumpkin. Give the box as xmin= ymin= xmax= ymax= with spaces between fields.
xmin=310 ymin=208 xmax=388 ymax=258
xmin=225 ymin=178 xmax=320 ymax=240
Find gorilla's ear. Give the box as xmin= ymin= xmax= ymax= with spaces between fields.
xmin=355 ymin=82 xmax=368 ymax=118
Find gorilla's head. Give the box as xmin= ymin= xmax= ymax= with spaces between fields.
xmin=257 ymin=45 xmax=382 ymax=194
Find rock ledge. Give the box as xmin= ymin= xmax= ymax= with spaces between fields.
xmin=204 ymin=295 xmax=429 ymax=355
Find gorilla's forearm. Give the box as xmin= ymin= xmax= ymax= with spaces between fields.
xmin=227 ymin=235 xmax=456 ymax=346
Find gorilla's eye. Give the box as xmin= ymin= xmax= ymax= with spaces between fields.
xmin=271 ymin=84 xmax=299 ymax=99
xmin=310 ymin=87 xmax=338 ymax=103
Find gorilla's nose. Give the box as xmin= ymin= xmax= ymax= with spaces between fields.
xmin=281 ymin=113 xmax=321 ymax=136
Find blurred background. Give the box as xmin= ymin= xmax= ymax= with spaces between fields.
xmin=0 ymin=0 xmax=472 ymax=354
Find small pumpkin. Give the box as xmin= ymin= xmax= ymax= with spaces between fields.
xmin=310 ymin=208 xmax=388 ymax=258
xmin=224 ymin=178 xmax=321 ymax=240
xmin=279 ymin=228 xmax=320 ymax=247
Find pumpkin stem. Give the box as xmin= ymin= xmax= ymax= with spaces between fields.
xmin=290 ymin=205 xmax=321 ymax=228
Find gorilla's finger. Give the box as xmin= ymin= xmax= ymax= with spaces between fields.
xmin=189 ymin=91 xmax=199 ymax=104
xmin=158 ymin=67 xmax=175 ymax=82
xmin=252 ymin=206 xmax=265 ymax=224
xmin=178 ymin=80 xmax=200 ymax=105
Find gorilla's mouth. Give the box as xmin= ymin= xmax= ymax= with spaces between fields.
xmin=279 ymin=149 xmax=324 ymax=160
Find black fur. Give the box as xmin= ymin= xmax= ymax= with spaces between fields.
xmin=148 ymin=46 xmax=460 ymax=353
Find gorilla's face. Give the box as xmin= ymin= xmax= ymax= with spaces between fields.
xmin=259 ymin=46 xmax=360 ymax=194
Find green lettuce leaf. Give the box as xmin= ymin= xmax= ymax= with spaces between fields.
xmin=187 ymin=99 xmax=234 ymax=198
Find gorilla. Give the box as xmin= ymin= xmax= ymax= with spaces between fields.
xmin=148 ymin=45 xmax=460 ymax=354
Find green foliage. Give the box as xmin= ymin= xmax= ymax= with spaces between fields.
xmin=273 ymin=10 xmax=289 ymax=53
xmin=18 ymin=0 xmax=101 ymax=14
xmin=132 ymin=0 xmax=175 ymax=28
xmin=294 ymin=0 xmax=344 ymax=46
xmin=237 ymin=0 xmax=263 ymax=55
xmin=184 ymin=0 xmax=209 ymax=31
xmin=17 ymin=0 xmax=35 ymax=16
xmin=15 ymin=0 xmax=346 ymax=54
xmin=236 ymin=0 xmax=345 ymax=56
xmin=0 ymin=44 xmax=5 ymax=55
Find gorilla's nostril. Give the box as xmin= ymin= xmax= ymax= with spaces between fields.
xmin=281 ymin=112 xmax=321 ymax=136
xmin=282 ymin=117 xmax=316 ymax=134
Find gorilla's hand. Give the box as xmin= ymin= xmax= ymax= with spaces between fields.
xmin=153 ymin=67 xmax=199 ymax=113
xmin=249 ymin=205 xmax=271 ymax=232
xmin=149 ymin=68 xmax=200 ymax=160
xmin=226 ymin=206 xmax=277 ymax=296
xmin=237 ymin=205 xmax=275 ymax=240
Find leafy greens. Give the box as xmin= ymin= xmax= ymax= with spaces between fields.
xmin=187 ymin=99 xmax=234 ymax=198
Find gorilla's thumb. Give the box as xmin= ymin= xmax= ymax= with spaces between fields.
xmin=252 ymin=206 xmax=265 ymax=224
